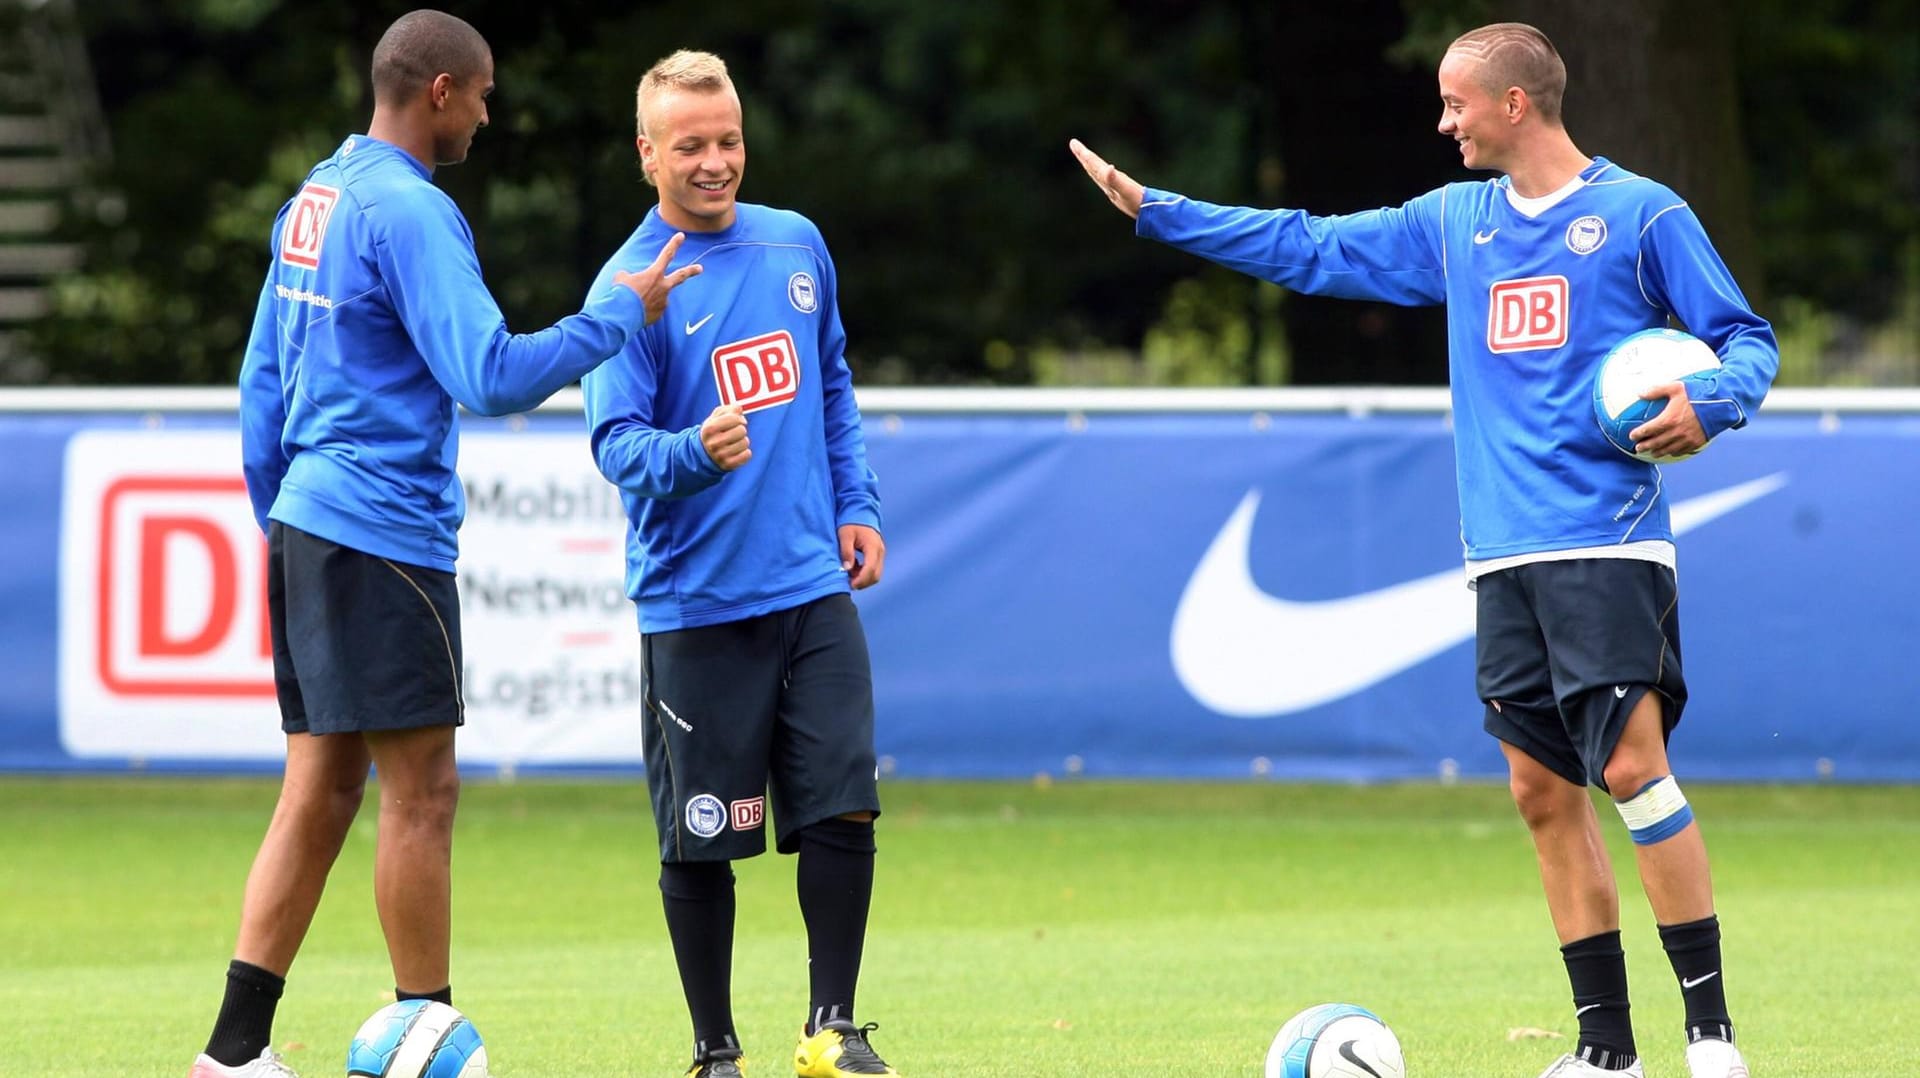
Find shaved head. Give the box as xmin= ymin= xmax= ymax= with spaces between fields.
xmin=1447 ymin=22 xmax=1567 ymax=123
xmin=371 ymin=9 xmax=491 ymax=106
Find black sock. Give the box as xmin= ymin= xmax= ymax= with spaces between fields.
xmin=395 ymin=985 xmax=452 ymax=1005
xmin=203 ymin=959 xmax=285 ymax=1066
xmin=796 ymin=816 xmax=876 ymax=1034
xmin=660 ymin=861 xmax=737 ymax=1055
xmin=1660 ymin=915 xmax=1733 ymax=1044
xmin=810 ymin=1003 xmax=853 ymax=1035
xmin=1562 ymin=931 xmax=1637 ymax=1070
xmin=695 ymin=1033 xmax=742 ymax=1063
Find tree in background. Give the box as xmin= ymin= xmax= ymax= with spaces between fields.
xmin=12 ymin=0 xmax=1916 ymax=387
xmin=1729 ymin=0 xmax=1918 ymax=383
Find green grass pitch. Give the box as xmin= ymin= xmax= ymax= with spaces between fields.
xmin=1 ymin=777 xmax=1915 ymax=1076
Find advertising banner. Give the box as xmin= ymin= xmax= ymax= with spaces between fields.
xmin=55 ymin=428 xmax=641 ymax=766
xmin=3 ymin=400 xmax=1917 ymax=780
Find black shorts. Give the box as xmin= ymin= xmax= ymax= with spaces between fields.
xmin=640 ymin=592 xmax=880 ymax=862
xmin=269 ymin=522 xmax=465 ymax=736
xmin=1476 ymin=558 xmax=1687 ymax=792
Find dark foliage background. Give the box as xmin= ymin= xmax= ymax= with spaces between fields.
xmin=18 ymin=0 xmax=1918 ymax=386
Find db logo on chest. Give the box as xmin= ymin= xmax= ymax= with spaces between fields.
xmin=1486 ymin=275 xmax=1568 ymax=353
xmin=712 ymin=330 xmax=801 ymax=413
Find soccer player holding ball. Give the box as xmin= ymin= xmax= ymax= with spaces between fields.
xmin=1073 ymin=22 xmax=1773 ymax=1078
xmin=581 ymin=51 xmax=898 ymax=1078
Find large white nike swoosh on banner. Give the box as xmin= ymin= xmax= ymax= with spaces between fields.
xmin=1170 ymin=473 xmax=1789 ymax=717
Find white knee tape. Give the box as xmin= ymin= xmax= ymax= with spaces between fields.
xmin=1615 ymin=775 xmax=1694 ymax=846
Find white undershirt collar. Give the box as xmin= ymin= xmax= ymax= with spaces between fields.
xmin=1504 ymin=171 xmax=1587 ymax=218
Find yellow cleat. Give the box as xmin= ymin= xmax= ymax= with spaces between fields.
xmin=685 ymin=1052 xmax=745 ymax=1077
xmin=793 ymin=1020 xmax=899 ymax=1077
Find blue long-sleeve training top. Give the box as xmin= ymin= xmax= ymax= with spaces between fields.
xmin=239 ymin=134 xmax=648 ymax=571
xmin=1137 ymin=157 xmax=1778 ymax=562
xmin=581 ymin=203 xmax=881 ymax=632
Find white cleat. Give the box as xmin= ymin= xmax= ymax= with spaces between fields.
xmin=1536 ymin=1054 xmax=1646 ymax=1077
xmin=1686 ymin=1038 xmax=1750 ymax=1078
xmin=189 ymin=1047 xmax=299 ymax=1077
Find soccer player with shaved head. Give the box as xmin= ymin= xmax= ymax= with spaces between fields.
xmin=192 ymin=10 xmax=697 ymax=1076
xmin=581 ymin=49 xmax=898 ymax=1078
xmin=1073 ymin=21 xmax=1768 ymax=1078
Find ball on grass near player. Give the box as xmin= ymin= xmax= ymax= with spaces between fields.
xmin=1265 ymin=1002 xmax=1404 ymax=1078
xmin=347 ymin=999 xmax=489 ymax=1078
xmin=1592 ymin=327 xmax=1724 ymax=463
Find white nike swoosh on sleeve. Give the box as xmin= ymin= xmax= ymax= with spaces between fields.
xmin=1170 ymin=472 xmax=1789 ymax=717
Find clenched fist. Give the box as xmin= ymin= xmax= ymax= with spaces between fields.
xmin=701 ymin=404 xmax=751 ymax=470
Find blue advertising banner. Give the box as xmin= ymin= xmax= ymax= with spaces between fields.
xmin=3 ymin=395 xmax=1916 ymax=781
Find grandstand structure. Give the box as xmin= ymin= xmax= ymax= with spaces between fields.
xmin=0 ymin=0 xmax=106 ymax=381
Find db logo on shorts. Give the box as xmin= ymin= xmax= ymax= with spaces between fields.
xmin=1487 ymin=275 xmax=1568 ymax=354
xmin=730 ymin=797 xmax=765 ymax=831
xmin=712 ymin=330 xmax=801 ymax=413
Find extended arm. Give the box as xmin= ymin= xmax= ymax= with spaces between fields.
xmin=1071 ymin=138 xmax=1445 ymax=305
xmin=382 ymin=203 xmax=699 ymax=416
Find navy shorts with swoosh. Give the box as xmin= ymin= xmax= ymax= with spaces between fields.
xmin=1475 ymin=558 xmax=1687 ymax=792
xmin=268 ymin=522 xmax=465 ymax=735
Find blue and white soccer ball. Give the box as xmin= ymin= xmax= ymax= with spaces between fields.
xmin=347 ymin=999 xmax=489 ymax=1078
xmin=1265 ymin=1002 xmax=1405 ymax=1078
xmin=1593 ymin=327 xmax=1723 ymax=463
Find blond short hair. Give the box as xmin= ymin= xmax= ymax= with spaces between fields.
xmin=1447 ymin=22 xmax=1567 ymax=123
xmin=634 ymin=49 xmax=737 ymax=141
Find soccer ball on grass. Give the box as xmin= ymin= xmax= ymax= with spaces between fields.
xmin=1265 ymin=1002 xmax=1404 ymax=1078
xmin=347 ymin=999 xmax=489 ymax=1078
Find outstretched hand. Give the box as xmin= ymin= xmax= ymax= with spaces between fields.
xmin=1069 ymin=138 xmax=1145 ymax=220
xmin=613 ymin=232 xmax=703 ymax=325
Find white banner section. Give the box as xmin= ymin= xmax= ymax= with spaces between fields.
xmin=59 ymin=429 xmax=643 ymax=765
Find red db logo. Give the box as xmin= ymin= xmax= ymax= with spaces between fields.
xmin=1487 ymin=275 xmax=1568 ymax=353
xmin=280 ymin=183 xmax=339 ymax=271
xmin=730 ymin=797 xmax=765 ymax=830
xmin=95 ymin=477 xmax=272 ymax=697
xmin=712 ymin=330 xmax=801 ymax=413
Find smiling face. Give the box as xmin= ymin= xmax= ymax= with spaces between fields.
xmin=1435 ymin=50 xmax=1512 ymax=172
xmin=639 ymin=86 xmax=745 ymax=233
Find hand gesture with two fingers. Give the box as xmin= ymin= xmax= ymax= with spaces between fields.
xmin=613 ymin=232 xmax=703 ymax=325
